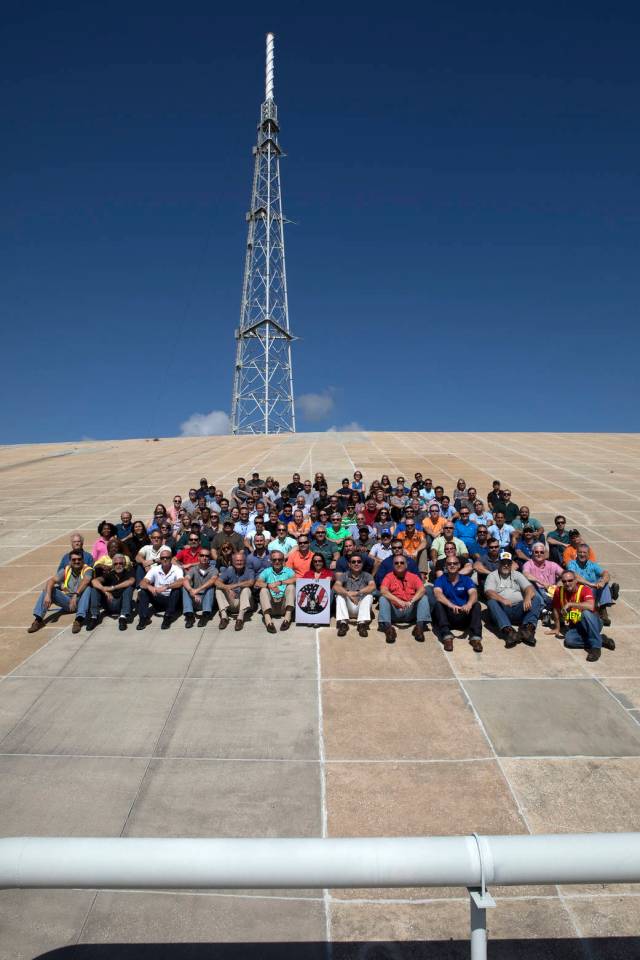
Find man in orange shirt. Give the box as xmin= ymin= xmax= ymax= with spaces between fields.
xmin=562 ymin=529 xmax=597 ymax=566
xmin=287 ymin=509 xmax=312 ymax=540
xmin=287 ymin=535 xmax=314 ymax=577
xmin=422 ymin=503 xmax=446 ymax=543
xmin=379 ymin=555 xmax=431 ymax=644
xmin=396 ymin=518 xmax=426 ymax=559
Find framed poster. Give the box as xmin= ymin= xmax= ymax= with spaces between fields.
xmin=295 ymin=578 xmax=331 ymax=625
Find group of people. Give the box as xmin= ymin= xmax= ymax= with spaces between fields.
xmin=27 ymin=471 xmax=620 ymax=661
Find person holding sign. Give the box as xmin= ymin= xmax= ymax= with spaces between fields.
xmin=334 ymin=554 xmax=376 ymax=637
xmin=255 ymin=551 xmax=296 ymax=634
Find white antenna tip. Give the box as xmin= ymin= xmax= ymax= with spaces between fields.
xmin=265 ymin=32 xmax=275 ymax=101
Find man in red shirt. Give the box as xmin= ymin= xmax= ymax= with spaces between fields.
xmin=379 ymin=555 xmax=431 ymax=644
xmin=176 ymin=534 xmax=201 ymax=572
xmin=551 ymin=570 xmax=615 ymax=662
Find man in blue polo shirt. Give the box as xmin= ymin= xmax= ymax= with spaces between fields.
xmin=432 ymin=556 xmax=483 ymax=652
xmin=453 ymin=507 xmax=479 ymax=555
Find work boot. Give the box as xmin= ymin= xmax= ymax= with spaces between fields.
xmin=161 ymin=616 xmax=172 ymax=630
xmin=71 ymin=618 xmax=83 ymax=634
xmin=384 ymin=625 xmax=396 ymax=644
xmin=412 ymin=622 xmax=426 ymax=643
xmin=602 ymin=635 xmax=616 ymax=651
xmin=586 ymin=648 xmax=601 ymax=662
xmin=184 ymin=613 xmax=195 ymax=629
xmin=27 ymin=618 xmax=44 ymax=634
xmin=470 ymin=636 xmax=483 ymax=652
xmin=442 ymin=633 xmax=454 ymax=652
xmin=337 ymin=621 xmax=348 ymax=637
xmin=85 ymin=618 xmax=98 ymax=631
xmin=502 ymin=626 xmax=518 ymax=648
xmin=519 ymin=623 xmax=536 ymax=647
xmin=357 ymin=623 xmax=369 ymax=637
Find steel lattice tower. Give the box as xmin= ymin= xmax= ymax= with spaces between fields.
xmin=230 ymin=33 xmax=296 ymax=435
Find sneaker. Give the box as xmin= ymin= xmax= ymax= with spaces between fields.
xmin=219 ymin=617 xmax=230 ymax=630
xmin=161 ymin=616 xmax=172 ymax=630
xmin=611 ymin=582 xmax=620 ymax=601
xmin=412 ymin=623 xmax=426 ymax=643
xmin=27 ymin=618 xmax=44 ymax=634
xmin=602 ymin=635 xmax=616 ymax=651
xmin=184 ymin=613 xmax=195 ymax=629
xmin=357 ymin=623 xmax=369 ymax=638
xmin=384 ymin=625 xmax=396 ymax=644
xmin=442 ymin=633 xmax=454 ymax=652
xmin=71 ymin=618 xmax=83 ymax=634
xmin=502 ymin=626 xmax=519 ymax=648
xmin=470 ymin=636 xmax=483 ymax=652
xmin=586 ymin=648 xmax=601 ymax=662
xmin=337 ymin=621 xmax=348 ymax=637
xmin=86 ymin=618 xmax=98 ymax=632
xmin=118 ymin=617 xmax=127 ymax=632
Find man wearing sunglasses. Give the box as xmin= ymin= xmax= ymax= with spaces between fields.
xmin=255 ymin=551 xmax=296 ymax=633
xmin=334 ymin=554 xmax=375 ymax=637
xmin=433 ymin=557 xmax=482 ymax=652
xmin=551 ymin=571 xmax=615 ymax=662
xmin=87 ymin=553 xmax=135 ymax=631
xmin=379 ymin=555 xmax=430 ymax=644
xmin=182 ymin=547 xmax=218 ymax=628
xmin=137 ymin=548 xmax=184 ymax=631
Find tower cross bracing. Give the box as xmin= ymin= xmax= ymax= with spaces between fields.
xmin=230 ymin=32 xmax=296 ymax=435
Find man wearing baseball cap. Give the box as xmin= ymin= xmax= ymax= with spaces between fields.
xmin=484 ymin=551 xmax=543 ymax=648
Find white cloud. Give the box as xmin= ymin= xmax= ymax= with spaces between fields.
xmin=180 ymin=410 xmax=231 ymax=437
xmin=327 ymin=421 xmax=365 ymax=433
xmin=297 ymin=390 xmax=335 ymax=421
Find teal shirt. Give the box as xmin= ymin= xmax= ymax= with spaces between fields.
xmin=260 ymin=566 xmax=294 ymax=599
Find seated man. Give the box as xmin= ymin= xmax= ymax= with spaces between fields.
xmin=255 ymin=551 xmax=296 ymax=633
xmin=215 ymin=551 xmax=255 ymax=631
xmin=87 ymin=553 xmax=135 ymax=631
xmin=396 ymin=518 xmax=426 ymax=559
xmin=175 ymin=533 xmax=202 ymax=573
xmin=511 ymin=505 xmax=545 ymax=540
xmin=136 ymin=530 xmax=168 ymax=585
xmin=473 ymin=537 xmax=501 ymax=599
xmin=485 ymin=551 xmax=543 ymax=648
xmin=137 ymin=548 xmax=184 ymax=630
xmin=336 ymin=538 xmax=374 ymax=575
xmin=287 ymin=535 xmax=314 ymax=577
xmin=432 ymin=556 xmax=483 ymax=652
xmin=376 ymin=539 xmax=420 ymax=588
xmin=309 ymin=525 xmax=339 ymax=569
xmin=488 ymin=511 xmax=515 ymax=550
xmin=422 ymin=503 xmax=446 ymax=545
xmin=551 ymin=569 xmax=615 ymax=662
xmin=245 ymin=516 xmax=272 ymax=550
xmin=182 ymin=546 xmax=218 ymax=628
xmin=468 ymin=524 xmax=490 ymax=560
xmin=334 ymin=553 xmax=376 ymax=637
xmin=246 ymin=533 xmax=273 ymax=580
xmin=453 ymin=507 xmax=480 ymax=556
xmin=234 ymin=505 xmax=256 ymax=541
xmin=268 ymin=523 xmax=297 ymax=557
xmin=369 ymin=528 xmax=394 ymax=574
xmin=567 ymin=544 xmax=619 ymax=626
xmin=211 ymin=520 xmax=245 ymax=557
xmin=562 ymin=530 xmax=596 ymax=567
xmin=522 ymin=544 xmax=563 ymax=624
xmin=546 ymin=515 xmax=571 ymax=566
xmin=57 ymin=532 xmax=93 ymax=570
xmin=469 ymin=500 xmax=494 ymax=527
xmin=512 ymin=526 xmax=540 ymax=569
xmin=430 ymin=523 xmax=469 ymax=569
xmin=494 ymin=488 xmax=519 ymax=524
xmin=379 ymin=555 xmax=430 ymax=644
xmin=487 ymin=480 xmax=502 ymax=512
xmin=431 ymin=540 xmax=473 ymax=580
xmin=29 ymin=550 xmax=93 ymax=634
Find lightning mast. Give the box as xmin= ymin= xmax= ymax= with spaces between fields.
xmin=230 ymin=32 xmax=296 ymax=435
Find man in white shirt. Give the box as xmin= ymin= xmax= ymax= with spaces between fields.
xmin=137 ymin=549 xmax=184 ymax=630
xmin=135 ymin=531 xmax=167 ymax=585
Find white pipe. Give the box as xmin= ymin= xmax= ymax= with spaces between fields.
xmin=2 ymin=834 xmax=640 ymax=890
xmin=265 ymin=32 xmax=274 ymax=101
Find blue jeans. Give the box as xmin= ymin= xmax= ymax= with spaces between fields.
xmin=182 ymin=586 xmax=214 ymax=614
xmin=378 ymin=594 xmax=431 ymax=626
xmin=563 ymin=610 xmax=603 ymax=650
xmin=532 ymin=585 xmax=554 ymax=610
xmin=34 ymin=587 xmax=91 ymax=621
xmin=89 ymin=585 xmax=133 ymax=619
xmin=487 ymin=595 xmax=543 ymax=632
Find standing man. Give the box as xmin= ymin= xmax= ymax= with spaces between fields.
xmin=432 ymin=556 xmax=483 ymax=652
xmin=379 ymin=555 xmax=430 ymax=644
xmin=215 ymin=552 xmax=255 ymax=631
xmin=182 ymin=547 xmax=218 ymax=628
xmin=334 ymin=553 xmax=375 ymax=637
xmin=137 ymin=548 xmax=184 ymax=630
xmin=29 ymin=551 xmax=93 ymax=635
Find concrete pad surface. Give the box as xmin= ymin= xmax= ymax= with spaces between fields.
xmin=59 ymin=626 xmax=202 ymax=679
xmin=603 ymin=678 xmax=640 ymax=710
xmin=326 ymin=759 xmax=526 ymax=837
xmin=9 ymin=630 xmax=88 ymax=678
xmin=187 ymin=625 xmax=317 ymax=680
xmin=0 ymin=889 xmax=96 ymax=960
xmin=322 ymin=680 xmax=491 ymax=761
xmin=0 ymin=677 xmax=52 ymax=739
xmin=156 ymin=678 xmax=318 ymax=760
xmin=123 ymin=758 xmax=321 ymax=839
xmin=464 ymin=678 xmax=640 ymax=757
xmin=0 ymin=755 xmax=148 ymax=835
xmin=77 ymin=890 xmax=326 ymax=946
xmin=0 ymin=631 xmax=54 ymax=678
xmin=0 ymin=677 xmax=181 ymax=756
xmin=447 ymin=632 xmax=589 ymax=680
xmin=319 ymin=629 xmax=454 ymax=680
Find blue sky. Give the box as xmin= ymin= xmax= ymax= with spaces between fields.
xmin=2 ymin=2 xmax=639 ymax=442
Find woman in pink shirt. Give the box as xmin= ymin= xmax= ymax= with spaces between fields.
xmin=92 ymin=521 xmax=117 ymax=561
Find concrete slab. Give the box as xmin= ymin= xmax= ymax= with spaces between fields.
xmin=78 ymin=890 xmax=326 ymax=947
xmin=447 ymin=632 xmax=588 ymax=680
xmin=59 ymin=626 xmax=202 ymax=679
xmin=0 ymin=755 xmax=148 ymax=834
xmin=124 ymin=758 xmax=321 ymax=838
xmin=464 ymin=678 xmax=640 ymax=757
xmin=322 ymin=680 xmax=491 ymax=761
xmin=0 ymin=889 xmax=96 ymax=960
xmin=320 ymin=628 xmax=454 ymax=680
xmin=156 ymin=678 xmax=318 ymax=760
xmin=0 ymin=630 xmax=57 ymax=677
xmin=0 ymin=678 xmax=181 ymax=756
xmin=604 ymin=678 xmax=640 ymax=710
xmin=0 ymin=677 xmax=52 ymax=739
xmin=187 ymin=624 xmax=317 ymax=680
xmin=9 ymin=630 xmax=88 ymax=678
